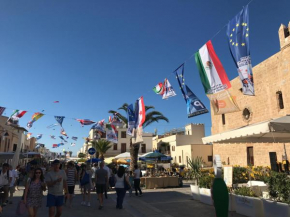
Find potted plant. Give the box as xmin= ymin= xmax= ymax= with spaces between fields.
xmin=262 ymin=171 xmax=290 ymax=217
xmin=198 ymin=171 xmax=214 ymax=205
xmin=187 ymin=157 xmax=203 ymax=201
xmin=234 ymin=186 xmax=263 ymax=217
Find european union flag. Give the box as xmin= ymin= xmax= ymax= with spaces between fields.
xmin=55 ymin=116 xmax=65 ymax=127
xmin=226 ymin=5 xmax=254 ymax=96
xmin=127 ymin=104 xmax=135 ymax=136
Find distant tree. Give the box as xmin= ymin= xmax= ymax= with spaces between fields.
xmin=90 ymin=139 xmax=112 ymax=160
xmin=78 ymin=153 xmax=86 ymax=158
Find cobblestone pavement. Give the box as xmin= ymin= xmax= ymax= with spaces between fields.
xmin=3 ymin=185 xmax=245 ymax=217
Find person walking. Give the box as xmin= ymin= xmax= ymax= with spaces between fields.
xmin=15 ymin=165 xmax=21 ymax=191
xmin=24 ymin=168 xmax=46 ymax=217
xmin=91 ymin=164 xmax=97 ymax=190
xmin=45 ymin=160 xmax=69 ymax=217
xmin=8 ymin=165 xmax=18 ymax=204
xmin=95 ymin=162 xmax=108 ymax=210
xmin=133 ymin=165 xmax=142 ymax=197
xmin=80 ymin=164 xmax=93 ymax=207
xmin=114 ymin=166 xmax=130 ymax=209
xmin=128 ymin=171 xmax=134 ymax=197
xmin=0 ymin=163 xmax=12 ymax=206
xmin=65 ymin=162 xmax=77 ymax=208
xmin=103 ymin=163 xmax=111 ymax=199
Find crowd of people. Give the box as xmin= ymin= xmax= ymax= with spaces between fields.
xmin=0 ymin=159 xmax=144 ymax=217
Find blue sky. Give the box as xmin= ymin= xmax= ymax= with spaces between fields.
xmin=0 ymin=0 xmax=289 ymax=155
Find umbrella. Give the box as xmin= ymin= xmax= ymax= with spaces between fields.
xmin=141 ymin=151 xmax=167 ymax=158
xmin=117 ymin=159 xmax=130 ymax=165
xmin=114 ymin=152 xmax=140 ymax=160
xmin=86 ymin=158 xmax=101 ymax=163
xmin=104 ymin=157 xmax=115 ymax=164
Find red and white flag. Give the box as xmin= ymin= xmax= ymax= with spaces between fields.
xmin=136 ymin=96 xmax=145 ymax=128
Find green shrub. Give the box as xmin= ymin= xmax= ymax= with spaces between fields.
xmin=199 ymin=173 xmax=214 ymax=189
xmin=234 ymin=186 xmax=257 ymax=197
xmin=268 ymin=171 xmax=290 ymax=204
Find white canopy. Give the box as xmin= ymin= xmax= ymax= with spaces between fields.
xmin=114 ymin=152 xmax=140 ymax=159
xmin=203 ymin=115 xmax=290 ymax=144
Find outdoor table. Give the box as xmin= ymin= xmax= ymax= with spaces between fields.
xmin=140 ymin=177 xmax=179 ymax=189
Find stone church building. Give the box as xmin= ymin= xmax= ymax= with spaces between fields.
xmin=203 ymin=22 xmax=290 ymax=168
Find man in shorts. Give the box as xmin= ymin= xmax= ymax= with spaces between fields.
xmin=45 ymin=160 xmax=69 ymax=217
xmin=95 ymin=161 xmax=108 ymax=210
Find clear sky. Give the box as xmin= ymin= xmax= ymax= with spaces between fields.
xmin=0 ymin=0 xmax=289 ymax=155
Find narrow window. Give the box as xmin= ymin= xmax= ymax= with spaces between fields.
xmin=113 ymin=143 xmax=117 ymax=150
xmin=141 ymin=144 xmax=146 ymax=153
xmin=179 ymin=156 xmax=181 ymax=163
xmin=121 ymin=131 xmax=126 ymax=138
xmin=208 ymin=156 xmax=213 ymax=162
xmin=277 ymin=91 xmax=284 ymax=110
xmin=121 ymin=143 xmax=126 ymax=153
xmin=222 ymin=114 xmax=226 ymax=125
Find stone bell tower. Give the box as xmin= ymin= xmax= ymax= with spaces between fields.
xmin=278 ymin=22 xmax=290 ymax=50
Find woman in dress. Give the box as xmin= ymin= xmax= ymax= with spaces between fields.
xmin=24 ymin=168 xmax=46 ymax=217
xmin=80 ymin=164 xmax=93 ymax=207
xmin=114 ymin=166 xmax=131 ymax=209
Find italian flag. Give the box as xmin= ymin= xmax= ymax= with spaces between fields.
xmin=10 ymin=110 xmax=27 ymax=119
xmin=153 ymin=83 xmax=164 ymax=95
xmin=195 ymin=40 xmax=231 ymax=94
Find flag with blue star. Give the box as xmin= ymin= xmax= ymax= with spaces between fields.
xmin=226 ymin=5 xmax=254 ymax=96
xmin=174 ymin=64 xmax=187 ymax=102
xmin=173 ymin=64 xmax=208 ymax=117
xmin=127 ymin=104 xmax=135 ymax=136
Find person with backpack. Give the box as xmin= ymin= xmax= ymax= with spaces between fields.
xmin=0 ymin=163 xmax=12 ymax=206
xmin=24 ymin=168 xmax=46 ymax=217
xmin=80 ymin=164 xmax=93 ymax=207
xmin=133 ymin=165 xmax=143 ymax=197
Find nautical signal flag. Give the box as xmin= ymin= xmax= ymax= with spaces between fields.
xmin=76 ymin=119 xmax=95 ymax=126
xmin=53 ymin=101 xmax=59 ymax=103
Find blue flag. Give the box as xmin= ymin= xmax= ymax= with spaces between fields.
xmin=174 ymin=64 xmax=208 ymax=118
xmin=55 ymin=116 xmax=65 ymax=127
xmin=185 ymin=85 xmax=208 ymax=117
xmin=226 ymin=5 xmax=254 ymax=96
xmin=134 ymin=100 xmax=139 ymax=129
xmin=174 ymin=64 xmax=187 ymax=101
xmin=127 ymin=104 xmax=135 ymax=136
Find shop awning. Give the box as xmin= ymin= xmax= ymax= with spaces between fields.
xmin=203 ymin=115 xmax=290 ymax=144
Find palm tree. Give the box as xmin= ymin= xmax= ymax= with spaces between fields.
xmin=78 ymin=152 xmax=86 ymax=158
xmin=90 ymin=139 xmax=112 ymax=160
xmin=109 ymin=103 xmax=169 ymax=170
xmin=158 ymin=142 xmax=170 ymax=154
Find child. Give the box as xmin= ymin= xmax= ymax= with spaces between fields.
xmin=129 ymin=171 xmax=134 ymax=197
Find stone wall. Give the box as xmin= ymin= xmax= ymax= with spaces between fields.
xmin=213 ymin=143 xmax=290 ymax=167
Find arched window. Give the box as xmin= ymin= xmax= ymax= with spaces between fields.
xmin=276 ymin=91 xmax=284 ymax=110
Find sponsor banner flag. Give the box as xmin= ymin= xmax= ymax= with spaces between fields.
xmin=60 ymin=128 xmax=68 ymax=136
xmin=153 ymin=83 xmax=165 ymax=95
xmin=52 ymin=144 xmax=58 ymax=148
xmin=27 ymin=112 xmax=44 ymax=129
xmin=71 ymin=136 xmax=78 ymax=141
xmin=55 ymin=116 xmax=65 ymax=127
xmin=195 ymin=40 xmax=231 ymax=94
xmin=91 ymin=120 xmax=106 ymax=133
xmin=227 ymin=5 xmax=254 ymax=96
xmin=0 ymin=107 xmax=5 ymax=116
xmin=174 ymin=65 xmax=208 ymax=118
xmin=208 ymin=89 xmax=240 ymax=114
xmin=132 ymin=126 xmax=143 ymax=144
xmin=162 ymin=78 xmax=176 ymax=100
xmin=127 ymin=104 xmax=135 ymax=136
xmin=185 ymin=85 xmax=209 ymax=117
xmin=76 ymin=119 xmax=95 ymax=126
xmin=36 ymin=134 xmax=42 ymax=140
xmin=106 ymin=124 xmax=118 ymax=143
xmin=26 ymin=133 xmax=32 ymax=140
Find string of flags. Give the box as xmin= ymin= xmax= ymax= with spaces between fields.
xmin=0 ymin=2 xmax=255 ymax=150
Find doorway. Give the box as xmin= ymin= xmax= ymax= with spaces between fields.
xmin=247 ymin=147 xmax=254 ymax=166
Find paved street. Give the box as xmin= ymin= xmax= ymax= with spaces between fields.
xmin=3 ymin=185 xmax=245 ymax=217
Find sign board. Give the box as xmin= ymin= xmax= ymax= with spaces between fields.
xmin=223 ymin=166 xmax=233 ymax=187
xmin=88 ymin=148 xmax=96 ymax=155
